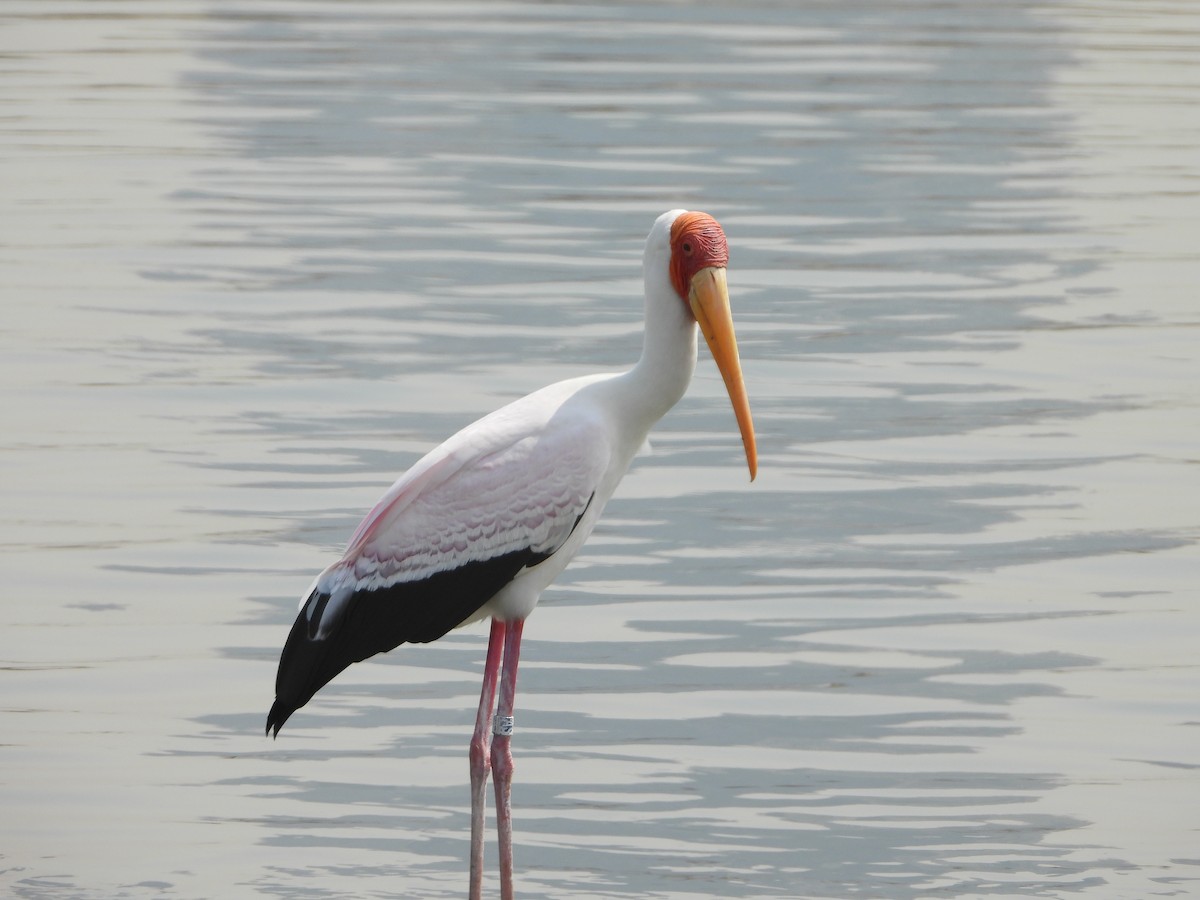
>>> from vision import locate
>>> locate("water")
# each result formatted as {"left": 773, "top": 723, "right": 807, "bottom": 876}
{"left": 2, "top": 1, "right": 1198, "bottom": 897}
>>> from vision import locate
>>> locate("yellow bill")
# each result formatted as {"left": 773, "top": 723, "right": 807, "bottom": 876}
{"left": 688, "top": 265, "right": 758, "bottom": 481}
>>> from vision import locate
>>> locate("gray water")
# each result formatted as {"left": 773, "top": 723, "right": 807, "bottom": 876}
{"left": 2, "top": 2, "right": 1198, "bottom": 898}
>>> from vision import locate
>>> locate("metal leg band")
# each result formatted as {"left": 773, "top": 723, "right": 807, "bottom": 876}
{"left": 492, "top": 714, "right": 514, "bottom": 737}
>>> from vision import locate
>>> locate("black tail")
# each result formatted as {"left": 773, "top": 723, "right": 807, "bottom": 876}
{"left": 265, "top": 585, "right": 406, "bottom": 737}
{"left": 265, "top": 548, "right": 555, "bottom": 737}
{"left": 266, "top": 594, "right": 355, "bottom": 737}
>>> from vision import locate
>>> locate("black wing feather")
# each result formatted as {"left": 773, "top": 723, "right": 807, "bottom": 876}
{"left": 266, "top": 547, "right": 551, "bottom": 737}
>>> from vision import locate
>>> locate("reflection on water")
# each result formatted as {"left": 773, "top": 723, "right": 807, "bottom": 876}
{"left": 2, "top": 1, "right": 1198, "bottom": 898}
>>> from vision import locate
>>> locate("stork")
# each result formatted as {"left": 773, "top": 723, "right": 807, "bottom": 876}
{"left": 266, "top": 209, "right": 757, "bottom": 900}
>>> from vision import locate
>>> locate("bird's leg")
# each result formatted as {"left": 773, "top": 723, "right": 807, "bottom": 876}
{"left": 491, "top": 618, "right": 524, "bottom": 900}
{"left": 469, "top": 619, "right": 506, "bottom": 900}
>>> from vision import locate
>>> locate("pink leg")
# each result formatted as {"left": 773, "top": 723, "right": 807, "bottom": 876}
{"left": 491, "top": 618, "right": 524, "bottom": 900}
{"left": 468, "top": 619, "right": 506, "bottom": 900}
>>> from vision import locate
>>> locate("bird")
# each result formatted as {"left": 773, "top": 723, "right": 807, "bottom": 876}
{"left": 265, "top": 209, "right": 757, "bottom": 900}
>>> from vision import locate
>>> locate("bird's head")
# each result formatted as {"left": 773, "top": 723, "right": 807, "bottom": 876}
{"left": 665, "top": 210, "right": 757, "bottom": 481}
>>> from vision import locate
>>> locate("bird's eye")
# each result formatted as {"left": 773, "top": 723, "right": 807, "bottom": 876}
{"left": 682, "top": 241, "right": 693, "bottom": 255}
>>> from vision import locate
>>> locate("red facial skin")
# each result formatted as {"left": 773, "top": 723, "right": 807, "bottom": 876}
{"left": 668, "top": 212, "right": 729, "bottom": 304}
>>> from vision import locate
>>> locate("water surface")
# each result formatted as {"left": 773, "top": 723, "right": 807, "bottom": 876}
{"left": 2, "top": 1, "right": 1198, "bottom": 897}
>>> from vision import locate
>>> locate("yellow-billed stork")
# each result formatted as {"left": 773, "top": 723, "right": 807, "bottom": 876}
{"left": 266, "top": 209, "right": 757, "bottom": 900}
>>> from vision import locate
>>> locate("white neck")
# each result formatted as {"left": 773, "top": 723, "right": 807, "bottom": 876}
{"left": 609, "top": 211, "right": 698, "bottom": 435}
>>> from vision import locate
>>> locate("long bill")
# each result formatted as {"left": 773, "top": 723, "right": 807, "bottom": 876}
{"left": 688, "top": 265, "right": 758, "bottom": 481}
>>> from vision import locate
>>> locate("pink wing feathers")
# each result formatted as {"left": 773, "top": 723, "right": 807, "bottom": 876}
{"left": 305, "top": 394, "right": 613, "bottom": 637}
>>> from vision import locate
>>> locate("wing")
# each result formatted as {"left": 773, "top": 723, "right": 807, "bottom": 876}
{"left": 267, "top": 390, "right": 611, "bottom": 735}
